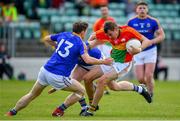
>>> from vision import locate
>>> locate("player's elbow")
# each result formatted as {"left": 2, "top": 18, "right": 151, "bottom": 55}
{"left": 161, "top": 33, "right": 165, "bottom": 41}
{"left": 84, "top": 58, "right": 93, "bottom": 65}
{"left": 43, "top": 36, "right": 50, "bottom": 42}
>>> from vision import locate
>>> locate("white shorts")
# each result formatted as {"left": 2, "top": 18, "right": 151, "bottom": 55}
{"left": 133, "top": 47, "right": 157, "bottom": 65}
{"left": 101, "top": 62, "right": 132, "bottom": 80}
{"left": 37, "top": 67, "right": 72, "bottom": 90}
{"left": 98, "top": 44, "right": 112, "bottom": 58}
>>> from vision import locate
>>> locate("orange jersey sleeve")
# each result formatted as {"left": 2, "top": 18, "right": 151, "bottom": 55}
{"left": 125, "top": 26, "right": 143, "bottom": 41}
{"left": 93, "top": 19, "right": 103, "bottom": 32}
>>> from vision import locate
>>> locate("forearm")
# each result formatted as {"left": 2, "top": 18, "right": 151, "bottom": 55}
{"left": 85, "top": 56, "right": 104, "bottom": 65}
{"left": 141, "top": 36, "right": 152, "bottom": 51}
{"left": 151, "top": 35, "right": 165, "bottom": 45}
{"left": 151, "top": 28, "right": 165, "bottom": 44}
{"left": 43, "top": 36, "right": 57, "bottom": 47}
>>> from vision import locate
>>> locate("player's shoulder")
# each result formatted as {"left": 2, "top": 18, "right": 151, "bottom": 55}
{"left": 94, "top": 18, "right": 103, "bottom": 24}
{"left": 108, "top": 16, "right": 116, "bottom": 21}
{"left": 120, "top": 25, "right": 139, "bottom": 35}
{"left": 120, "top": 25, "right": 135, "bottom": 31}
{"left": 147, "top": 15, "right": 160, "bottom": 23}
{"left": 127, "top": 15, "right": 138, "bottom": 23}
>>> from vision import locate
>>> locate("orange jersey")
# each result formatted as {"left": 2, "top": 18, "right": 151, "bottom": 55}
{"left": 93, "top": 17, "right": 115, "bottom": 32}
{"left": 95, "top": 26, "right": 143, "bottom": 62}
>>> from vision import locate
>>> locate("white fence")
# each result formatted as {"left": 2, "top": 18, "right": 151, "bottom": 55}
{"left": 9, "top": 57, "right": 180, "bottom": 81}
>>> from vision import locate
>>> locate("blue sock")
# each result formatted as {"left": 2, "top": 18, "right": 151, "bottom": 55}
{"left": 79, "top": 97, "right": 87, "bottom": 110}
{"left": 133, "top": 84, "right": 143, "bottom": 93}
{"left": 58, "top": 103, "right": 67, "bottom": 111}
{"left": 10, "top": 109, "right": 17, "bottom": 115}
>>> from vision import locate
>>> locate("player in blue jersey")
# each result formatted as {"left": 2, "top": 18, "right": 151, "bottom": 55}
{"left": 6, "top": 21, "right": 113, "bottom": 117}
{"left": 127, "top": 1, "right": 165, "bottom": 97}
{"left": 48, "top": 41, "right": 102, "bottom": 115}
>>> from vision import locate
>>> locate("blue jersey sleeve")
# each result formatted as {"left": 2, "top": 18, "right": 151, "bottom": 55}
{"left": 153, "top": 20, "right": 159, "bottom": 31}
{"left": 50, "top": 33, "right": 61, "bottom": 41}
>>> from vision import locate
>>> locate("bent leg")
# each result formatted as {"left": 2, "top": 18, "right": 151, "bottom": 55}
{"left": 71, "top": 65, "right": 88, "bottom": 82}
{"left": 14, "top": 81, "right": 46, "bottom": 112}
{"left": 62, "top": 79, "right": 85, "bottom": 107}
{"left": 108, "top": 81, "right": 134, "bottom": 91}
{"left": 92, "top": 68, "right": 117, "bottom": 107}
{"left": 83, "top": 66, "right": 103, "bottom": 103}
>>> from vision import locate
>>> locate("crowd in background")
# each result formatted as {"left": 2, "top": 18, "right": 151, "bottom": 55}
{"left": 1, "top": 0, "right": 180, "bottom": 22}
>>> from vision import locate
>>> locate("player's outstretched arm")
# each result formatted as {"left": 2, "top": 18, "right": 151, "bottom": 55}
{"left": 81, "top": 53, "right": 113, "bottom": 65}
{"left": 141, "top": 35, "right": 153, "bottom": 50}
{"left": 43, "top": 35, "right": 57, "bottom": 47}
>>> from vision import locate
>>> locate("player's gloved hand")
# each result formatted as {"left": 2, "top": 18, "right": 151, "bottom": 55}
{"left": 48, "top": 88, "right": 57, "bottom": 94}
{"left": 127, "top": 46, "right": 142, "bottom": 55}
{"left": 102, "top": 57, "right": 113, "bottom": 65}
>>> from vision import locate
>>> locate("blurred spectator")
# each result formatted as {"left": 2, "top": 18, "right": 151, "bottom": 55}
{"left": 38, "top": 0, "right": 51, "bottom": 8}
{"left": 17, "top": 71, "right": 26, "bottom": 81}
{"left": 1, "top": 2, "right": 18, "bottom": 22}
{"left": 125, "top": 0, "right": 136, "bottom": 19}
{"left": 28, "top": 5, "right": 39, "bottom": 20}
{"left": 0, "top": 2, "right": 3, "bottom": 24}
{"left": 88, "top": 0, "right": 108, "bottom": 8}
{"left": 109, "top": 0, "right": 122, "bottom": 2}
{"left": 153, "top": 0, "right": 179, "bottom": 4}
{"left": 0, "top": 42, "right": 14, "bottom": 80}
{"left": 51, "top": 0, "right": 64, "bottom": 8}
{"left": 14, "top": 0, "right": 25, "bottom": 15}
{"left": 75, "top": 0, "right": 88, "bottom": 16}
{"left": 154, "top": 56, "right": 169, "bottom": 81}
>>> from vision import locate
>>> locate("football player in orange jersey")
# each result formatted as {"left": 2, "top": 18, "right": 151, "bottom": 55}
{"left": 82, "top": 21, "right": 153, "bottom": 116}
{"left": 93, "top": 5, "right": 116, "bottom": 95}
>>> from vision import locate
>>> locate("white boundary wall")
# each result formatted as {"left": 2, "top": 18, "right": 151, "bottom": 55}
{"left": 9, "top": 57, "right": 180, "bottom": 81}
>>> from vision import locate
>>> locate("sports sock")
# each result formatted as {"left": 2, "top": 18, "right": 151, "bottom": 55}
{"left": 10, "top": 109, "right": 17, "bottom": 115}
{"left": 58, "top": 103, "right": 67, "bottom": 111}
{"left": 89, "top": 98, "right": 93, "bottom": 105}
{"left": 79, "top": 97, "right": 87, "bottom": 110}
{"left": 88, "top": 105, "right": 96, "bottom": 113}
{"left": 133, "top": 84, "right": 143, "bottom": 93}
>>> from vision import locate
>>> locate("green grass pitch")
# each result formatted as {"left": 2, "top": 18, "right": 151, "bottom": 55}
{"left": 0, "top": 80, "right": 180, "bottom": 120}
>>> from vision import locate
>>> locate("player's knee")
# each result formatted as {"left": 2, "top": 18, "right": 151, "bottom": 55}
{"left": 77, "top": 86, "right": 86, "bottom": 96}
{"left": 83, "top": 76, "right": 93, "bottom": 84}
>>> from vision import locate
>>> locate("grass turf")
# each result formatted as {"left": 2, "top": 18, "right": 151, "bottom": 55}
{"left": 0, "top": 80, "right": 180, "bottom": 120}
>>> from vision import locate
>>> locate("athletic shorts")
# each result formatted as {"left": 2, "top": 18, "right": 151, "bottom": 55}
{"left": 37, "top": 67, "right": 72, "bottom": 90}
{"left": 133, "top": 47, "right": 157, "bottom": 65}
{"left": 97, "top": 44, "right": 112, "bottom": 58}
{"left": 101, "top": 62, "right": 132, "bottom": 80}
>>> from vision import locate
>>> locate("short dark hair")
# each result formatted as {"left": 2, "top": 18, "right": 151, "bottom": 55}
{"left": 100, "top": 5, "right": 109, "bottom": 8}
{"left": 136, "top": 0, "right": 148, "bottom": 6}
{"left": 104, "top": 21, "right": 118, "bottom": 33}
{"left": 72, "top": 21, "right": 88, "bottom": 34}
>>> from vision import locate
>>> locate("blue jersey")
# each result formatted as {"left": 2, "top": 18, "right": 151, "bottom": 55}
{"left": 78, "top": 42, "right": 102, "bottom": 66}
{"left": 128, "top": 16, "right": 159, "bottom": 51}
{"left": 44, "top": 32, "right": 85, "bottom": 77}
